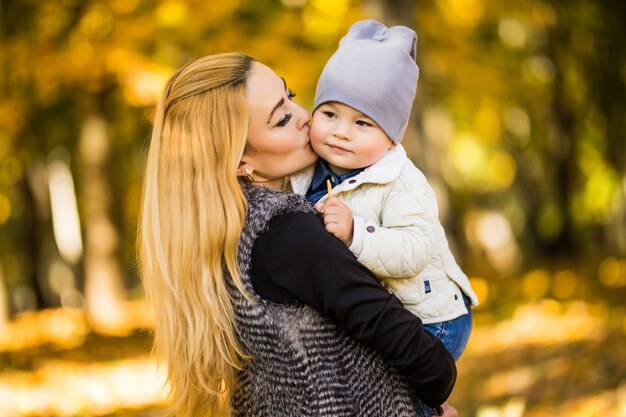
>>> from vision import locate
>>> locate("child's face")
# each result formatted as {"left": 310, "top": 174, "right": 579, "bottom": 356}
{"left": 310, "top": 102, "right": 394, "bottom": 175}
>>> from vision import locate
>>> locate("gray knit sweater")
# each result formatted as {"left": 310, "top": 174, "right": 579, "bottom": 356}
{"left": 229, "top": 185, "right": 431, "bottom": 417}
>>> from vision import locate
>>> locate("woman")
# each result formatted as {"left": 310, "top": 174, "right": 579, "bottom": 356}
{"left": 139, "top": 53, "right": 457, "bottom": 417}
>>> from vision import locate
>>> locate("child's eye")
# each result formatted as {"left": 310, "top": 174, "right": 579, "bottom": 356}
{"left": 288, "top": 89, "right": 296, "bottom": 100}
{"left": 322, "top": 111, "right": 336, "bottom": 118}
{"left": 276, "top": 112, "right": 293, "bottom": 127}
{"left": 356, "top": 120, "right": 372, "bottom": 127}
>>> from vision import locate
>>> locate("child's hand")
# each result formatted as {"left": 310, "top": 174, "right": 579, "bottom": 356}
{"left": 432, "top": 402, "right": 457, "bottom": 417}
{"left": 315, "top": 197, "right": 354, "bottom": 246}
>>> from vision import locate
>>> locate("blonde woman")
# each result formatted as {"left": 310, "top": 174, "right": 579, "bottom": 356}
{"left": 139, "top": 53, "right": 457, "bottom": 417}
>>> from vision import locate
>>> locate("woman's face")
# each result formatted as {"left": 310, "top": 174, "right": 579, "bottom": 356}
{"left": 242, "top": 62, "right": 317, "bottom": 188}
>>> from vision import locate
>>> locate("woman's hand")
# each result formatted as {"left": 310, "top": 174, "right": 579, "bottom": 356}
{"left": 315, "top": 197, "right": 354, "bottom": 246}
{"left": 433, "top": 402, "right": 458, "bottom": 417}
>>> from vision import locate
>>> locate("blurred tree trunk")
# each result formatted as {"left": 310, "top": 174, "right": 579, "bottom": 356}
{"left": 79, "top": 97, "right": 129, "bottom": 335}
{"left": 544, "top": 0, "right": 626, "bottom": 258}
{"left": 0, "top": 266, "right": 8, "bottom": 328}
{"left": 21, "top": 176, "right": 47, "bottom": 310}
{"left": 597, "top": 0, "right": 626, "bottom": 256}
{"left": 545, "top": 55, "right": 576, "bottom": 257}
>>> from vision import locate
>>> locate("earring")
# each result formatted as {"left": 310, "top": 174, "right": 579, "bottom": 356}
{"left": 245, "top": 168, "right": 254, "bottom": 182}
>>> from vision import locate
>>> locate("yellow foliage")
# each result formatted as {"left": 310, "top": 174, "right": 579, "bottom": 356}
{"left": 474, "top": 101, "right": 502, "bottom": 145}
{"left": 552, "top": 269, "right": 578, "bottom": 299}
{"left": 156, "top": 1, "right": 188, "bottom": 28}
{"left": 448, "top": 134, "right": 516, "bottom": 191}
{"left": 469, "top": 277, "right": 489, "bottom": 306}
{"left": 521, "top": 269, "right": 551, "bottom": 299}
{"left": 0, "top": 194, "right": 11, "bottom": 225}
{"left": 437, "top": 0, "right": 485, "bottom": 29}
{"left": 599, "top": 257, "right": 626, "bottom": 288}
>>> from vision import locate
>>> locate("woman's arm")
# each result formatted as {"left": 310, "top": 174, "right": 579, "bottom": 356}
{"left": 251, "top": 211, "right": 456, "bottom": 408}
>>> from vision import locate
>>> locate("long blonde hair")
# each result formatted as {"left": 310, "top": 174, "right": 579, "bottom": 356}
{"left": 138, "top": 53, "right": 254, "bottom": 417}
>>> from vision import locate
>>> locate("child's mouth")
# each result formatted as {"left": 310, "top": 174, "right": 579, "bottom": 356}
{"left": 328, "top": 144, "right": 351, "bottom": 153}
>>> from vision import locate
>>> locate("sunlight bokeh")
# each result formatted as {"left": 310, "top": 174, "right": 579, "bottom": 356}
{"left": 0, "top": 0, "right": 624, "bottom": 416}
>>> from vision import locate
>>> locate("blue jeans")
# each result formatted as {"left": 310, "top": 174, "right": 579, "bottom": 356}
{"left": 423, "top": 294, "right": 473, "bottom": 361}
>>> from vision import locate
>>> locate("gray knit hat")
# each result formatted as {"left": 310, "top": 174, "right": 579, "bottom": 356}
{"left": 314, "top": 20, "right": 419, "bottom": 145}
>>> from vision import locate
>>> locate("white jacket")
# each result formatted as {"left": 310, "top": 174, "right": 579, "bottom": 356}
{"left": 290, "top": 145, "right": 478, "bottom": 324}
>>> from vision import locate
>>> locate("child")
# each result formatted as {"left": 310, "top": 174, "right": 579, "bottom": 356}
{"left": 290, "top": 20, "right": 479, "bottom": 361}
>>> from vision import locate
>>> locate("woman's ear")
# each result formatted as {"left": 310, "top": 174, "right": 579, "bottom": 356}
{"left": 236, "top": 161, "right": 248, "bottom": 178}
{"left": 237, "top": 161, "right": 254, "bottom": 181}
{"left": 237, "top": 161, "right": 246, "bottom": 177}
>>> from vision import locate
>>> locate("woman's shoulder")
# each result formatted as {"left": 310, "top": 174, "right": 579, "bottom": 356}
{"left": 244, "top": 184, "right": 314, "bottom": 215}
{"left": 242, "top": 185, "right": 317, "bottom": 244}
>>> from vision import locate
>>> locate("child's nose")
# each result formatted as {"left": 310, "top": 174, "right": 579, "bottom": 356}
{"left": 333, "top": 122, "right": 351, "bottom": 140}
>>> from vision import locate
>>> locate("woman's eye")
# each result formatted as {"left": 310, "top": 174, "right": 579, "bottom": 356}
{"left": 356, "top": 120, "right": 372, "bottom": 127}
{"left": 287, "top": 89, "right": 297, "bottom": 100}
{"left": 276, "top": 112, "right": 293, "bottom": 127}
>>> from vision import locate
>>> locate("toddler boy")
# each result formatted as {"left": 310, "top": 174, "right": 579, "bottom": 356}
{"left": 290, "top": 20, "right": 478, "bottom": 361}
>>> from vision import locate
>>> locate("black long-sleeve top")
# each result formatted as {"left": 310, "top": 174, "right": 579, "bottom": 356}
{"left": 250, "top": 211, "right": 457, "bottom": 408}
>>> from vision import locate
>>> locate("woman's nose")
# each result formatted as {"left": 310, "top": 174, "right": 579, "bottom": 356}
{"left": 295, "top": 104, "right": 311, "bottom": 129}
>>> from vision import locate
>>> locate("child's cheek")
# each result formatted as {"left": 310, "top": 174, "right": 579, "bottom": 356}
{"left": 309, "top": 118, "right": 325, "bottom": 147}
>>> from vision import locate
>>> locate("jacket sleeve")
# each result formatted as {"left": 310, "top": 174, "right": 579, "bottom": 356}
{"left": 348, "top": 165, "right": 440, "bottom": 280}
{"left": 255, "top": 211, "right": 456, "bottom": 408}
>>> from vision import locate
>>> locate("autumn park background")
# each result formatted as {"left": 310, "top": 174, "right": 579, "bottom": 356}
{"left": 0, "top": 0, "right": 625, "bottom": 416}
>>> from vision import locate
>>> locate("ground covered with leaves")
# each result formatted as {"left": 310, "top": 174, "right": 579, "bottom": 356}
{"left": 0, "top": 297, "right": 624, "bottom": 417}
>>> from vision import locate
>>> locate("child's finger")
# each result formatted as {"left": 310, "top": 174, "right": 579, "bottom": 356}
{"left": 322, "top": 209, "right": 343, "bottom": 221}
{"left": 322, "top": 205, "right": 336, "bottom": 215}
{"left": 322, "top": 213, "right": 342, "bottom": 227}
{"left": 323, "top": 211, "right": 338, "bottom": 224}
{"left": 324, "top": 200, "right": 345, "bottom": 211}
{"left": 323, "top": 214, "right": 349, "bottom": 229}
{"left": 314, "top": 201, "right": 325, "bottom": 213}
{"left": 325, "top": 222, "right": 340, "bottom": 236}
{"left": 326, "top": 199, "right": 351, "bottom": 215}
{"left": 325, "top": 205, "right": 349, "bottom": 218}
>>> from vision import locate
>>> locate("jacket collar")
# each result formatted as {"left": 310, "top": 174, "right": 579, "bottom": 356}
{"left": 309, "top": 159, "right": 364, "bottom": 192}
{"left": 289, "top": 145, "right": 407, "bottom": 196}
